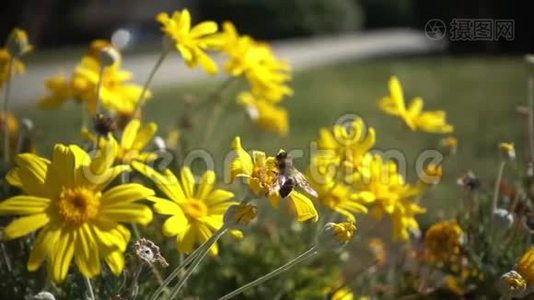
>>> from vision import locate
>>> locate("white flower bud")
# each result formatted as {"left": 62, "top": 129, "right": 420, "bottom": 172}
{"left": 99, "top": 47, "right": 120, "bottom": 66}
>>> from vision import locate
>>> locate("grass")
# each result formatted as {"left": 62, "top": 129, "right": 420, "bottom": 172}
{"left": 13, "top": 55, "right": 527, "bottom": 224}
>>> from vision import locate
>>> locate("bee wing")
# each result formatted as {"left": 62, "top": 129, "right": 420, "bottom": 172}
{"left": 293, "top": 170, "right": 318, "bottom": 198}
{"left": 268, "top": 174, "right": 286, "bottom": 196}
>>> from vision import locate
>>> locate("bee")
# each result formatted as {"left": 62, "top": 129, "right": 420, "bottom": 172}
{"left": 270, "top": 150, "right": 318, "bottom": 198}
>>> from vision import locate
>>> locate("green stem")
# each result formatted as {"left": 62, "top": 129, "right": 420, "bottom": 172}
{"left": 2, "top": 57, "right": 13, "bottom": 164}
{"left": 492, "top": 161, "right": 506, "bottom": 213}
{"left": 201, "top": 77, "right": 237, "bottom": 146}
{"left": 84, "top": 276, "right": 96, "bottom": 300}
{"left": 167, "top": 227, "right": 228, "bottom": 299}
{"left": 133, "top": 50, "right": 170, "bottom": 118}
{"left": 218, "top": 246, "right": 319, "bottom": 300}
{"left": 528, "top": 70, "right": 534, "bottom": 162}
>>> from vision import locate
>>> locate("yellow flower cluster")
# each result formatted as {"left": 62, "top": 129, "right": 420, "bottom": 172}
{"left": 218, "top": 22, "right": 293, "bottom": 136}
{"left": 309, "top": 118, "right": 426, "bottom": 241}
{"left": 39, "top": 40, "right": 149, "bottom": 117}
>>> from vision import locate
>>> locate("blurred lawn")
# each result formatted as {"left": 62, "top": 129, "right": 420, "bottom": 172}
{"left": 13, "top": 55, "right": 527, "bottom": 222}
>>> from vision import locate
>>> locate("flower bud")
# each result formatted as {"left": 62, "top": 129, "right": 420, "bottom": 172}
{"left": 5, "top": 28, "right": 32, "bottom": 57}
{"left": 498, "top": 270, "right": 527, "bottom": 298}
{"left": 499, "top": 142, "right": 516, "bottom": 160}
{"left": 223, "top": 203, "right": 257, "bottom": 229}
{"left": 317, "top": 221, "right": 356, "bottom": 251}
{"left": 32, "top": 291, "right": 56, "bottom": 300}
{"left": 492, "top": 208, "right": 514, "bottom": 230}
{"left": 439, "top": 136, "right": 458, "bottom": 156}
{"left": 99, "top": 46, "right": 121, "bottom": 67}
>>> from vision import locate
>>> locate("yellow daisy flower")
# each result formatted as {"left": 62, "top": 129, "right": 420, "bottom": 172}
{"left": 238, "top": 91, "right": 289, "bottom": 136}
{"left": 315, "top": 118, "right": 376, "bottom": 170}
{"left": 230, "top": 136, "right": 318, "bottom": 222}
{"left": 0, "top": 144, "right": 154, "bottom": 283}
{"left": 89, "top": 119, "right": 158, "bottom": 166}
{"left": 357, "top": 154, "right": 425, "bottom": 241}
{"left": 157, "top": 9, "right": 222, "bottom": 74}
{"left": 379, "top": 76, "right": 453, "bottom": 134}
{"left": 132, "top": 163, "right": 235, "bottom": 255}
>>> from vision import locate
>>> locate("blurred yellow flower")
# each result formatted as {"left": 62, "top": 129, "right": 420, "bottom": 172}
{"left": 367, "top": 238, "right": 387, "bottom": 266}
{"left": 424, "top": 220, "right": 464, "bottom": 263}
{"left": 230, "top": 136, "right": 318, "bottom": 222}
{"left": 315, "top": 118, "right": 375, "bottom": 170}
{"left": 311, "top": 180, "right": 374, "bottom": 221}
{"left": 420, "top": 163, "right": 443, "bottom": 185}
{"left": 439, "top": 136, "right": 458, "bottom": 155}
{"left": 516, "top": 247, "right": 534, "bottom": 285}
{"left": 0, "top": 112, "right": 20, "bottom": 159}
{"left": 238, "top": 91, "right": 289, "bottom": 136}
{"left": 0, "top": 144, "right": 153, "bottom": 283}
{"left": 318, "top": 221, "right": 357, "bottom": 249}
{"left": 40, "top": 42, "right": 148, "bottom": 116}
{"left": 157, "top": 9, "right": 222, "bottom": 74}
{"left": 379, "top": 76, "right": 453, "bottom": 134}
{"left": 132, "top": 163, "right": 235, "bottom": 255}
{"left": 0, "top": 29, "right": 31, "bottom": 88}
{"left": 499, "top": 142, "right": 516, "bottom": 160}
{"left": 357, "top": 154, "right": 425, "bottom": 241}
{"left": 328, "top": 286, "right": 354, "bottom": 300}
{"left": 93, "top": 119, "right": 158, "bottom": 166}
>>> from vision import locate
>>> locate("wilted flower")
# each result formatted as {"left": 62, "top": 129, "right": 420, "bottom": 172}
{"left": 99, "top": 46, "right": 121, "bottom": 67}
{"left": 0, "top": 144, "right": 153, "bottom": 282}
{"left": 424, "top": 220, "right": 464, "bottom": 264}
{"left": 457, "top": 170, "right": 481, "bottom": 191}
{"left": 156, "top": 9, "right": 222, "bottom": 74}
{"left": 379, "top": 76, "right": 453, "bottom": 133}
{"left": 498, "top": 270, "right": 528, "bottom": 298}
{"left": 420, "top": 163, "right": 443, "bottom": 185}
{"left": 135, "top": 238, "right": 169, "bottom": 267}
{"left": 5, "top": 27, "right": 32, "bottom": 57}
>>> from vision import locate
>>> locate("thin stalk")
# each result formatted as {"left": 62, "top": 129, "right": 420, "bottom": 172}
{"left": 218, "top": 246, "right": 319, "bottom": 300}
{"left": 149, "top": 249, "right": 200, "bottom": 300}
{"left": 94, "top": 64, "right": 105, "bottom": 116}
{"left": 133, "top": 50, "right": 170, "bottom": 117}
{"left": 2, "top": 57, "right": 14, "bottom": 164}
{"left": 201, "top": 77, "right": 237, "bottom": 145}
{"left": 528, "top": 71, "right": 534, "bottom": 162}
{"left": 167, "top": 227, "right": 228, "bottom": 299}
{"left": 492, "top": 161, "right": 506, "bottom": 212}
{"left": 84, "top": 276, "right": 96, "bottom": 300}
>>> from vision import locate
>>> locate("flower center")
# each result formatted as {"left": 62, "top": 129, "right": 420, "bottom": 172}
{"left": 182, "top": 199, "right": 208, "bottom": 220}
{"left": 58, "top": 187, "right": 100, "bottom": 225}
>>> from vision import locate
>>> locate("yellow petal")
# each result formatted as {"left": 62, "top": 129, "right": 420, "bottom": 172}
{"left": 288, "top": 192, "right": 319, "bottom": 222}
{"left": 196, "top": 223, "right": 218, "bottom": 255}
{"left": 104, "top": 249, "right": 125, "bottom": 276}
{"left": 3, "top": 213, "right": 50, "bottom": 239}
{"left": 101, "top": 204, "right": 153, "bottom": 225}
{"left": 196, "top": 170, "right": 215, "bottom": 201}
{"left": 0, "top": 196, "right": 50, "bottom": 215}
{"left": 190, "top": 21, "right": 218, "bottom": 38}
{"left": 121, "top": 119, "right": 140, "bottom": 149}
{"left": 132, "top": 162, "right": 186, "bottom": 203}
{"left": 131, "top": 122, "right": 157, "bottom": 151}
{"left": 101, "top": 183, "right": 154, "bottom": 206}
{"left": 49, "top": 229, "right": 75, "bottom": 283}
{"left": 230, "top": 136, "right": 253, "bottom": 181}
{"left": 74, "top": 224, "right": 101, "bottom": 278}
{"left": 10, "top": 154, "right": 49, "bottom": 196}
{"left": 206, "top": 189, "right": 234, "bottom": 206}
{"left": 151, "top": 197, "right": 184, "bottom": 215}
{"left": 180, "top": 167, "right": 196, "bottom": 198}
{"left": 177, "top": 224, "right": 194, "bottom": 254}
{"left": 27, "top": 226, "right": 60, "bottom": 272}
{"left": 162, "top": 214, "right": 188, "bottom": 237}
{"left": 389, "top": 76, "right": 406, "bottom": 114}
